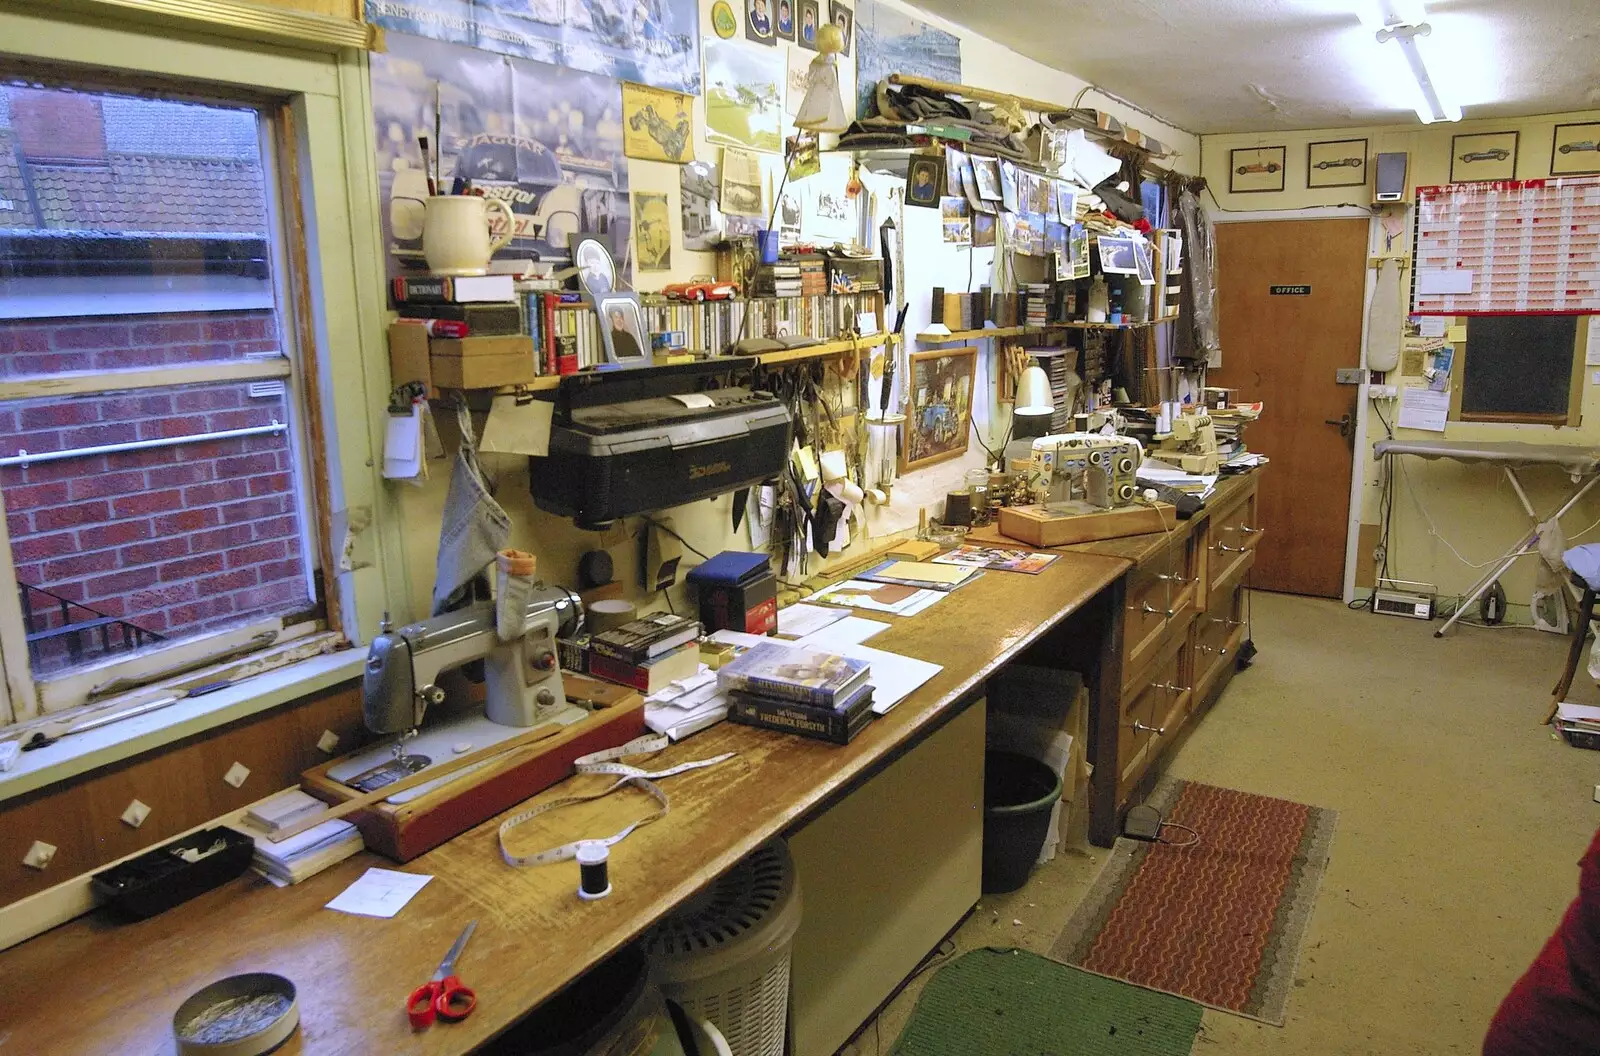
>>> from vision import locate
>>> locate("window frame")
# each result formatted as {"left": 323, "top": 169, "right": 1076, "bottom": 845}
{"left": 0, "top": 7, "right": 404, "bottom": 727}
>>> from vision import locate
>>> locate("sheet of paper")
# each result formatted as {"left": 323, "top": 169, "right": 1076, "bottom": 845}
{"left": 875, "top": 561, "right": 974, "bottom": 585}
{"left": 479, "top": 395, "right": 553, "bottom": 456}
{"left": 1416, "top": 269, "right": 1474, "bottom": 295}
{"left": 1445, "top": 324, "right": 1467, "bottom": 343}
{"left": 1418, "top": 317, "right": 1448, "bottom": 337}
{"left": 381, "top": 407, "right": 423, "bottom": 480}
{"left": 795, "top": 616, "right": 890, "bottom": 649}
{"left": 832, "top": 643, "right": 941, "bottom": 714}
{"left": 326, "top": 868, "right": 432, "bottom": 918}
{"left": 1588, "top": 318, "right": 1600, "bottom": 364}
{"left": 1397, "top": 386, "right": 1449, "bottom": 432}
{"left": 709, "top": 629, "right": 772, "bottom": 649}
{"left": 810, "top": 579, "right": 947, "bottom": 615}
{"left": 774, "top": 603, "right": 850, "bottom": 639}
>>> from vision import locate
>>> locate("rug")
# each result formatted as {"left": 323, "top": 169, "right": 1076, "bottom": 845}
{"left": 1049, "top": 779, "right": 1337, "bottom": 1026}
{"left": 889, "top": 947, "right": 1203, "bottom": 1056}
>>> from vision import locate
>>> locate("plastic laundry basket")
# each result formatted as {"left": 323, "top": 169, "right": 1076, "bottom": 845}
{"left": 641, "top": 840, "right": 802, "bottom": 1056}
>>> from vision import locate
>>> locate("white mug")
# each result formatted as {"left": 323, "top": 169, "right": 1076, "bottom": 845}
{"left": 423, "top": 195, "right": 514, "bottom": 277}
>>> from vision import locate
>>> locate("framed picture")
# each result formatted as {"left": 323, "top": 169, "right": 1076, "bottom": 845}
{"left": 597, "top": 296, "right": 651, "bottom": 364}
{"left": 773, "top": 0, "right": 795, "bottom": 40}
{"left": 828, "top": 1, "right": 853, "bottom": 56}
{"left": 906, "top": 155, "right": 944, "bottom": 208}
{"left": 745, "top": 0, "right": 776, "bottom": 44}
{"left": 1451, "top": 131, "right": 1518, "bottom": 183}
{"left": 1307, "top": 138, "right": 1368, "bottom": 188}
{"left": 1551, "top": 122, "right": 1600, "bottom": 176}
{"left": 1229, "top": 146, "right": 1286, "bottom": 193}
{"left": 797, "top": 0, "right": 820, "bottom": 50}
{"left": 901, "top": 346, "right": 976, "bottom": 472}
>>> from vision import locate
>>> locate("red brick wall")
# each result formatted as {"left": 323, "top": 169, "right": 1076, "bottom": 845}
{"left": 0, "top": 310, "right": 311, "bottom": 674}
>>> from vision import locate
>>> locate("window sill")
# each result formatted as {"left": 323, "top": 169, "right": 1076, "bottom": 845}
{"left": 0, "top": 648, "right": 365, "bottom": 806}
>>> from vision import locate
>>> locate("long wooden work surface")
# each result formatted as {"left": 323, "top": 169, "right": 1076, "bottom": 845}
{"left": 0, "top": 548, "right": 1136, "bottom": 1055}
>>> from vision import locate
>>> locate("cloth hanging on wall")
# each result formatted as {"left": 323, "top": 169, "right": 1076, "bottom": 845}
{"left": 1172, "top": 180, "right": 1220, "bottom": 364}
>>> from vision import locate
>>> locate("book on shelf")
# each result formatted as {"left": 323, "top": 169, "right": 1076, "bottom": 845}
{"left": 716, "top": 640, "right": 871, "bottom": 708}
{"left": 588, "top": 642, "right": 701, "bottom": 695}
{"left": 397, "top": 302, "right": 523, "bottom": 336}
{"left": 589, "top": 612, "right": 702, "bottom": 665}
{"left": 725, "top": 683, "right": 876, "bottom": 744}
{"left": 391, "top": 274, "right": 517, "bottom": 304}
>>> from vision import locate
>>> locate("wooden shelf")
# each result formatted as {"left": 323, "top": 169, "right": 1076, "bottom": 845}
{"left": 915, "top": 325, "right": 1051, "bottom": 344}
{"left": 1050, "top": 313, "right": 1180, "bottom": 331}
{"left": 517, "top": 333, "right": 888, "bottom": 388}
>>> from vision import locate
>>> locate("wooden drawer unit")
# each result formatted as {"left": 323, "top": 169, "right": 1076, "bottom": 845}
{"left": 1121, "top": 535, "right": 1196, "bottom": 690}
{"left": 1116, "top": 633, "right": 1190, "bottom": 801}
{"left": 1204, "top": 483, "right": 1262, "bottom": 602}
{"left": 1194, "top": 586, "right": 1247, "bottom": 699}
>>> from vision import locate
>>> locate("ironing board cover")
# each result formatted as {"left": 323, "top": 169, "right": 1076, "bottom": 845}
{"left": 1374, "top": 439, "right": 1600, "bottom": 476}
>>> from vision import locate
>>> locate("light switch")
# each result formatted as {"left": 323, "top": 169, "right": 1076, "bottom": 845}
{"left": 317, "top": 730, "right": 340, "bottom": 754}
{"left": 23, "top": 840, "right": 56, "bottom": 870}
{"left": 121, "top": 799, "right": 151, "bottom": 828}
{"left": 223, "top": 762, "right": 251, "bottom": 788}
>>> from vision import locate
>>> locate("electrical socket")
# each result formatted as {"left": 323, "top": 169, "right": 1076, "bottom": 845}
{"left": 1370, "top": 384, "right": 1399, "bottom": 400}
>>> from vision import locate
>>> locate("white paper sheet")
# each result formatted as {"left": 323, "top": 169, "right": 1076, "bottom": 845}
{"left": 325, "top": 867, "right": 432, "bottom": 918}
{"left": 1397, "top": 386, "right": 1449, "bottom": 432}
{"left": 795, "top": 616, "right": 890, "bottom": 649}
{"left": 810, "top": 579, "right": 947, "bottom": 615}
{"left": 774, "top": 603, "right": 850, "bottom": 639}
{"left": 1418, "top": 317, "right": 1448, "bottom": 338}
{"left": 381, "top": 407, "right": 423, "bottom": 480}
{"left": 840, "top": 643, "right": 941, "bottom": 715}
{"left": 1588, "top": 318, "right": 1600, "bottom": 364}
{"left": 1416, "top": 269, "right": 1474, "bottom": 295}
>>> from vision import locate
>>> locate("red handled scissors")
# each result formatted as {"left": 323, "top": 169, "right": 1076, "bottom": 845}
{"left": 407, "top": 920, "right": 478, "bottom": 1029}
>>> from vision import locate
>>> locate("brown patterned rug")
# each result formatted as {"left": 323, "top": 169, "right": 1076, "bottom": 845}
{"left": 1049, "top": 780, "right": 1336, "bottom": 1026}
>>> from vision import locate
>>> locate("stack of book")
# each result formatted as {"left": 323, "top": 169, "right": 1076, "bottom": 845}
{"left": 390, "top": 274, "right": 537, "bottom": 389}
{"left": 1022, "top": 283, "right": 1054, "bottom": 328}
{"left": 585, "top": 613, "right": 703, "bottom": 694}
{"left": 796, "top": 253, "right": 828, "bottom": 297}
{"left": 751, "top": 260, "right": 804, "bottom": 298}
{"left": 1028, "top": 347, "right": 1075, "bottom": 432}
{"left": 720, "top": 640, "right": 875, "bottom": 745}
{"left": 233, "top": 789, "right": 363, "bottom": 885}
{"left": 1555, "top": 701, "right": 1600, "bottom": 750}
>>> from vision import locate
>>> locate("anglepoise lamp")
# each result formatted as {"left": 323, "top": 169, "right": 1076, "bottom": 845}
{"left": 794, "top": 22, "right": 849, "bottom": 132}
{"left": 1012, "top": 363, "right": 1056, "bottom": 440}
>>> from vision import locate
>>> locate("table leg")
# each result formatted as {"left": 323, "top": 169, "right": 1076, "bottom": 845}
{"left": 1087, "top": 576, "right": 1127, "bottom": 848}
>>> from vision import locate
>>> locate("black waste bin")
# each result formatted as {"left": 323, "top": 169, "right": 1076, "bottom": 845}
{"left": 981, "top": 750, "right": 1062, "bottom": 894}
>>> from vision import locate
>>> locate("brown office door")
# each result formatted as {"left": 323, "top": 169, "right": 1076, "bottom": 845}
{"left": 1211, "top": 219, "right": 1366, "bottom": 598}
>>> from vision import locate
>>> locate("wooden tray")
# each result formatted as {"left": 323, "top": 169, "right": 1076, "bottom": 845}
{"left": 995, "top": 501, "right": 1176, "bottom": 547}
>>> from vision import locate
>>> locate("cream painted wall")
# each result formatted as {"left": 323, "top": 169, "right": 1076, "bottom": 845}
{"left": 387, "top": 0, "right": 1198, "bottom": 621}
{"left": 1201, "top": 111, "right": 1600, "bottom": 613}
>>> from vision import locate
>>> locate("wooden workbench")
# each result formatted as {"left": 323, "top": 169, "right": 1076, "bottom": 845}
{"left": 0, "top": 551, "right": 1131, "bottom": 1055}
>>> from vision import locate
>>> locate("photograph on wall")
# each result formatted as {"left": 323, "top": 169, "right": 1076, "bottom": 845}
{"left": 1070, "top": 223, "right": 1090, "bottom": 278}
{"left": 622, "top": 82, "right": 694, "bottom": 162}
{"left": 1450, "top": 131, "right": 1518, "bottom": 183}
{"left": 632, "top": 191, "right": 672, "bottom": 270}
{"left": 1551, "top": 122, "right": 1600, "bottom": 176}
{"left": 719, "top": 145, "right": 766, "bottom": 215}
{"left": 775, "top": 184, "right": 803, "bottom": 243}
{"left": 773, "top": 0, "right": 796, "bottom": 40}
{"left": 1052, "top": 180, "right": 1076, "bottom": 222}
{"left": 372, "top": 31, "right": 631, "bottom": 274}
{"left": 1306, "top": 138, "right": 1368, "bottom": 188}
{"left": 828, "top": 1, "right": 853, "bottom": 56}
{"left": 940, "top": 196, "right": 970, "bottom": 244}
{"left": 972, "top": 211, "right": 996, "bottom": 248}
{"left": 797, "top": 0, "right": 821, "bottom": 50}
{"left": 999, "top": 159, "right": 1019, "bottom": 212}
{"left": 1097, "top": 233, "right": 1140, "bottom": 274}
{"left": 1133, "top": 238, "right": 1155, "bottom": 285}
{"left": 802, "top": 156, "right": 854, "bottom": 241}
{"left": 905, "top": 155, "right": 943, "bottom": 208}
{"left": 745, "top": 0, "right": 776, "bottom": 44}
{"left": 366, "top": 0, "right": 702, "bottom": 96}
{"left": 787, "top": 131, "right": 822, "bottom": 178}
{"left": 704, "top": 36, "right": 784, "bottom": 153}
{"left": 681, "top": 159, "right": 728, "bottom": 249}
{"left": 854, "top": 0, "right": 960, "bottom": 118}
{"left": 1229, "top": 145, "right": 1286, "bottom": 193}
{"left": 902, "top": 346, "right": 976, "bottom": 472}
{"left": 971, "top": 157, "right": 1002, "bottom": 202}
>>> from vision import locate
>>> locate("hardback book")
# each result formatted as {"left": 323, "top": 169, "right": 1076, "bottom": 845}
{"left": 589, "top": 612, "right": 703, "bottom": 665}
{"left": 726, "top": 684, "right": 875, "bottom": 745}
{"left": 587, "top": 642, "right": 701, "bottom": 695}
{"left": 391, "top": 274, "right": 517, "bottom": 304}
{"left": 396, "top": 302, "right": 524, "bottom": 335}
{"left": 717, "top": 640, "right": 871, "bottom": 707}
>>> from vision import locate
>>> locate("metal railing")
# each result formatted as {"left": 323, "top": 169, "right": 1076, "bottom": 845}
{"left": 0, "top": 420, "right": 285, "bottom": 470}
{"left": 18, "top": 582, "right": 164, "bottom": 672}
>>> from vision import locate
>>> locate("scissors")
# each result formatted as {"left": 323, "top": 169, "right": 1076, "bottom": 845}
{"left": 407, "top": 920, "right": 478, "bottom": 1029}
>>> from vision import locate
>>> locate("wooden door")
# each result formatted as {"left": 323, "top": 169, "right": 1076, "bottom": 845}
{"left": 1211, "top": 219, "right": 1366, "bottom": 597}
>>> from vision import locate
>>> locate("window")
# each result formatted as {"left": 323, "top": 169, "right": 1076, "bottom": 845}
{"left": 1449, "top": 315, "right": 1588, "bottom": 426}
{"left": 0, "top": 78, "right": 327, "bottom": 717}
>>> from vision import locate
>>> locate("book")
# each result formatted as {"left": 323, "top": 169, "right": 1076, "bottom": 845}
{"left": 725, "top": 684, "right": 875, "bottom": 744}
{"left": 854, "top": 559, "right": 980, "bottom": 592}
{"left": 391, "top": 274, "right": 517, "bottom": 304}
{"left": 245, "top": 789, "right": 328, "bottom": 834}
{"left": 235, "top": 817, "right": 363, "bottom": 886}
{"left": 397, "top": 302, "right": 524, "bottom": 336}
{"left": 590, "top": 612, "right": 702, "bottom": 664}
{"left": 587, "top": 642, "right": 701, "bottom": 694}
{"left": 932, "top": 545, "right": 1059, "bottom": 575}
{"left": 717, "top": 640, "right": 871, "bottom": 707}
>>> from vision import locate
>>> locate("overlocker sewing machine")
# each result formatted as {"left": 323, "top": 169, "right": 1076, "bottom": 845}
{"left": 1153, "top": 410, "right": 1221, "bottom": 475}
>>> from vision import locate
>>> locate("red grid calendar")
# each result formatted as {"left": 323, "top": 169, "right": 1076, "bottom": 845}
{"left": 1413, "top": 177, "right": 1600, "bottom": 315}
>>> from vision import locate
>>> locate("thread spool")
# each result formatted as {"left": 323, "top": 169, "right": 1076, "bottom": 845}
{"left": 587, "top": 599, "right": 637, "bottom": 634}
{"left": 576, "top": 842, "right": 611, "bottom": 901}
{"left": 943, "top": 491, "right": 973, "bottom": 527}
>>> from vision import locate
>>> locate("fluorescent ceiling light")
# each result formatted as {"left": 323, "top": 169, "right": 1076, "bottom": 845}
{"left": 1359, "top": 1, "right": 1461, "bottom": 124}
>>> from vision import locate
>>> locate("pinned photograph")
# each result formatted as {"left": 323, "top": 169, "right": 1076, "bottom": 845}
{"left": 704, "top": 36, "right": 784, "bottom": 152}
{"left": 906, "top": 155, "right": 944, "bottom": 208}
{"left": 999, "top": 159, "right": 1019, "bottom": 212}
{"left": 972, "top": 212, "right": 996, "bottom": 248}
{"left": 1450, "top": 131, "right": 1518, "bottom": 183}
{"left": 1307, "top": 138, "right": 1367, "bottom": 188}
{"left": 680, "top": 160, "right": 725, "bottom": 251}
{"left": 972, "top": 157, "right": 1002, "bottom": 201}
{"left": 941, "top": 196, "right": 971, "bottom": 244}
{"left": 632, "top": 192, "right": 672, "bottom": 271}
{"left": 828, "top": 1, "right": 853, "bottom": 56}
{"left": 774, "top": 0, "right": 796, "bottom": 40}
{"left": 1552, "top": 122, "right": 1600, "bottom": 176}
{"left": 1069, "top": 223, "right": 1090, "bottom": 278}
{"left": 1133, "top": 238, "right": 1155, "bottom": 286}
{"left": 745, "top": 0, "right": 776, "bottom": 44}
{"left": 1229, "top": 145, "right": 1286, "bottom": 194}
{"left": 1098, "top": 234, "right": 1141, "bottom": 274}
{"left": 1053, "top": 180, "right": 1076, "bottom": 222}
{"left": 720, "top": 146, "right": 766, "bottom": 216}
{"left": 797, "top": 0, "right": 820, "bottom": 50}
{"left": 622, "top": 83, "right": 694, "bottom": 163}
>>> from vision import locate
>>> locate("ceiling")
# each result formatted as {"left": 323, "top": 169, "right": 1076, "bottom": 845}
{"left": 905, "top": 0, "right": 1600, "bottom": 135}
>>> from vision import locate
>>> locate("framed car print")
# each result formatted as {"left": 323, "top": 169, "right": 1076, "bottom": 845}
{"left": 1551, "top": 122, "right": 1600, "bottom": 176}
{"left": 1307, "top": 138, "right": 1368, "bottom": 188}
{"left": 1450, "top": 131, "right": 1518, "bottom": 183}
{"left": 1229, "top": 146, "right": 1286, "bottom": 193}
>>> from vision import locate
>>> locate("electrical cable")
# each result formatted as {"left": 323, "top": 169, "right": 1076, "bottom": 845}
{"left": 1158, "top": 821, "right": 1201, "bottom": 847}
{"left": 642, "top": 516, "right": 713, "bottom": 561}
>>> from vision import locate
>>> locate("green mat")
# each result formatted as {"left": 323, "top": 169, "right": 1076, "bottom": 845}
{"left": 890, "top": 947, "right": 1203, "bottom": 1056}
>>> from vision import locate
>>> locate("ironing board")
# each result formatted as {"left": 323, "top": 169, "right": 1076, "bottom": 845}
{"left": 1373, "top": 439, "right": 1600, "bottom": 637}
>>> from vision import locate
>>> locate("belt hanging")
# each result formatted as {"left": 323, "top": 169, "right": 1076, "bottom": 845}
{"left": 497, "top": 735, "right": 735, "bottom": 868}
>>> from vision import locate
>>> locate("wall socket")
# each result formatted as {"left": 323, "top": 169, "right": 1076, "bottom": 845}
{"left": 1370, "top": 384, "right": 1399, "bottom": 400}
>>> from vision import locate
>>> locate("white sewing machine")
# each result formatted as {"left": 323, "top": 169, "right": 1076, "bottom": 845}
{"left": 1030, "top": 432, "right": 1144, "bottom": 509}
{"left": 1154, "top": 411, "right": 1221, "bottom": 475}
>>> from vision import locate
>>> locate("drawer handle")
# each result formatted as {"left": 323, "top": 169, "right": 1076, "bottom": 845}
{"left": 1200, "top": 645, "right": 1229, "bottom": 656}
{"left": 1151, "top": 681, "right": 1190, "bottom": 694}
{"left": 1212, "top": 543, "right": 1246, "bottom": 553}
{"left": 1209, "top": 617, "right": 1244, "bottom": 628}
{"left": 1239, "top": 526, "right": 1264, "bottom": 535}
{"left": 1131, "top": 720, "right": 1167, "bottom": 735}
{"left": 1140, "top": 602, "right": 1177, "bottom": 618}
{"left": 1155, "top": 573, "right": 1190, "bottom": 584}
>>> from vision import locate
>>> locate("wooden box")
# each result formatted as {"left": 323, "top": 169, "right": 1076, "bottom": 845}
{"left": 430, "top": 334, "right": 537, "bottom": 389}
{"left": 997, "top": 501, "right": 1176, "bottom": 547}
{"left": 300, "top": 677, "right": 645, "bottom": 862}
{"left": 386, "top": 321, "right": 434, "bottom": 396}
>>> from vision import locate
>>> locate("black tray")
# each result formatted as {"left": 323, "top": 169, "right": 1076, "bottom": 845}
{"left": 92, "top": 826, "right": 254, "bottom": 920}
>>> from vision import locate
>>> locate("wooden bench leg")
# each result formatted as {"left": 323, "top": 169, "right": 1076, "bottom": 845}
{"left": 1548, "top": 587, "right": 1597, "bottom": 724}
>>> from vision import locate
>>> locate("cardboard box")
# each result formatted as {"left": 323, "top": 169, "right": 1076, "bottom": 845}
{"left": 387, "top": 321, "right": 433, "bottom": 395}
{"left": 430, "top": 335, "right": 535, "bottom": 358}
{"left": 431, "top": 347, "right": 537, "bottom": 388}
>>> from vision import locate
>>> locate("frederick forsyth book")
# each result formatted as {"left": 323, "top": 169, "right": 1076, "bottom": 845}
{"left": 391, "top": 274, "right": 517, "bottom": 305}
{"left": 589, "top": 613, "right": 702, "bottom": 665}
{"left": 716, "top": 640, "right": 871, "bottom": 708}
{"left": 726, "top": 684, "right": 875, "bottom": 745}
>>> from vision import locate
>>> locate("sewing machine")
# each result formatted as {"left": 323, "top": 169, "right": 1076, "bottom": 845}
{"left": 327, "top": 586, "right": 585, "bottom": 803}
{"left": 1030, "top": 432, "right": 1144, "bottom": 509}
{"left": 1154, "top": 411, "right": 1221, "bottom": 475}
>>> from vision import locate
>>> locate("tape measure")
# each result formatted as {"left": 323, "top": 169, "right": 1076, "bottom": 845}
{"left": 497, "top": 735, "right": 735, "bottom": 868}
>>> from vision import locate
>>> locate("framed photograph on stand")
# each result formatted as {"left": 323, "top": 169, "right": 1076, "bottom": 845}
{"left": 1229, "top": 146, "right": 1286, "bottom": 193}
{"left": 1307, "top": 138, "right": 1368, "bottom": 188}
{"left": 901, "top": 346, "right": 976, "bottom": 472}
{"left": 1450, "top": 131, "right": 1518, "bottom": 182}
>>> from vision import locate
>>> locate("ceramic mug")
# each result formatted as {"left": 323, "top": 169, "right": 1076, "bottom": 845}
{"left": 423, "top": 195, "right": 514, "bottom": 277}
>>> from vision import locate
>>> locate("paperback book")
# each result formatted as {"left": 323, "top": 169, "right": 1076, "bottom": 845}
{"left": 717, "top": 640, "right": 871, "bottom": 707}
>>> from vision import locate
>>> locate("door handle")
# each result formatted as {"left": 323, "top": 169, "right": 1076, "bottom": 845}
{"left": 1324, "top": 412, "right": 1352, "bottom": 438}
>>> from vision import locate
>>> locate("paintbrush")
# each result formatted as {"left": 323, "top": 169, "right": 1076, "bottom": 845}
{"left": 434, "top": 82, "right": 442, "bottom": 197}
{"left": 418, "top": 134, "right": 436, "bottom": 196}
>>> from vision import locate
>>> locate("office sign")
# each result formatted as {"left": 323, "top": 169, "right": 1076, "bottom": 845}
{"left": 1270, "top": 284, "right": 1312, "bottom": 296}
